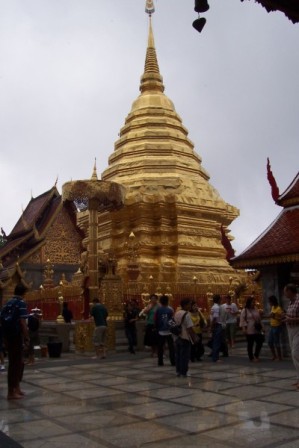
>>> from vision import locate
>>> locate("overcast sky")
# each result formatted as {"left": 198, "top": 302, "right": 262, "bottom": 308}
{"left": 0, "top": 0, "right": 298, "bottom": 255}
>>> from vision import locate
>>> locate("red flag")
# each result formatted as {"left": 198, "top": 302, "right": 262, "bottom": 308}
{"left": 267, "top": 158, "right": 280, "bottom": 203}
{"left": 221, "top": 225, "right": 235, "bottom": 261}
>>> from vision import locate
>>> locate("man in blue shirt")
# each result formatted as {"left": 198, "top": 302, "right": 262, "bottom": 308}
{"left": 3, "top": 284, "right": 29, "bottom": 400}
{"left": 155, "top": 295, "right": 175, "bottom": 367}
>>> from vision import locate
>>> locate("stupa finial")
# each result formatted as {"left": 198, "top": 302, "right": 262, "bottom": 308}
{"left": 145, "top": 0, "right": 155, "bottom": 17}
{"left": 91, "top": 158, "right": 98, "bottom": 180}
{"left": 140, "top": 0, "right": 164, "bottom": 93}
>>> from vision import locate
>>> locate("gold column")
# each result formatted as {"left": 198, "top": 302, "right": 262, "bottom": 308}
{"left": 88, "top": 199, "right": 99, "bottom": 302}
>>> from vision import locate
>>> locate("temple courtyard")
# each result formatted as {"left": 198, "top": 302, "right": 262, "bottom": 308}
{"left": 0, "top": 347, "right": 299, "bottom": 448}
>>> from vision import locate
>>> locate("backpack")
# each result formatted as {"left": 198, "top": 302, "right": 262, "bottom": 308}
{"left": 0, "top": 299, "right": 21, "bottom": 337}
{"left": 28, "top": 315, "right": 39, "bottom": 332}
{"left": 168, "top": 312, "right": 188, "bottom": 336}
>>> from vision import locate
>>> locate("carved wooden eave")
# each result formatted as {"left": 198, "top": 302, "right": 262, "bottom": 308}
{"left": 0, "top": 261, "right": 32, "bottom": 290}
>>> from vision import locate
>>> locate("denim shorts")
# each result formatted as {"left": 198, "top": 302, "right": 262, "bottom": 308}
{"left": 268, "top": 326, "right": 282, "bottom": 346}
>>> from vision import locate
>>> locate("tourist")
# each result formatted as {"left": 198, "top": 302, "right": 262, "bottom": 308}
{"left": 62, "top": 302, "right": 73, "bottom": 323}
{"left": 240, "top": 296, "right": 264, "bottom": 362}
{"left": 155, "top": 295, "right": 175, "bottom": 366}
{"left": 0, "top": 320, "right": 5, "bottom": 371}
{"left": 268, "top": 295, "right": 283, "bottom": 361}
{"left": 140, "top": 294, "right": 159, "bottom": 357}
{"left": 222, "top": 295, "right": 239, "bottom": 348}
{"left": 210, "top": 295, "right": 227, "bottom": 362}
{"left": 26, "top": 307, "right": 42, "bottom": 365}
{"left": 190, "top": 301, "right": 206, "bottom": 362}
{"left": 174, "top": 298, "right": 197, "bottom": 377}
{"left": 2, "top": 284, "right": 29, "bottom": 400}
{"left": 124, "top": 301, "right": 139, "bottom": 354}
{"left": 90, "top": 297, "right": 108, "bottom": 359}
{"left": 283, "top": 284, "right": 299, "bottom": 389}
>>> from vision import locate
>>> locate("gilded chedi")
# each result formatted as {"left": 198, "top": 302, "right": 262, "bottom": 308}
{"left": 97, "top": 20, "right": 239, "bottom": 288}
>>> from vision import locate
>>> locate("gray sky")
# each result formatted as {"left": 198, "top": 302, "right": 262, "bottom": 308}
{"left": 0, "top": 0, "right": 298, "bottom": 255}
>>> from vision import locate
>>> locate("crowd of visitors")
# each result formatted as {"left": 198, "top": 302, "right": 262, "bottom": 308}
{"left": 0, "top": 282, "right": 298, "bottom": 398}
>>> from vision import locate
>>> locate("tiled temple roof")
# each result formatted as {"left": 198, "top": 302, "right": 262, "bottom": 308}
{"left": 231, "top": 172, "right": 299, "bottom": 268}
{"left": 0, "top": 187, "right": 62, "bottom": 272}
{"left": 277, "top": 172, "right": 299, "bottom": 207}
{"left": 9, "top": 187, "right": 60, "bottom": 238}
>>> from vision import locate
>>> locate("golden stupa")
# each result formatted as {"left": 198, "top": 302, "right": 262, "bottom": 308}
{"left": 90, "top": 14, "right": 240, "bottom": 296}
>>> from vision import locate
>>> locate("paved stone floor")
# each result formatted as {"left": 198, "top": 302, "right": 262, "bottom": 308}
{"left": 0, "top": 347, "right": 298, "bottom": 448}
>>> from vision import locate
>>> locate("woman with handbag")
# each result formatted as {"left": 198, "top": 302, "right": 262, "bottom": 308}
{"left": 240, "top": 296, "right": 264, "bottom": 362}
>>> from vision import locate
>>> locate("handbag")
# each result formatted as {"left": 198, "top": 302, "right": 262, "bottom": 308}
{"left": 254, "top": 321, "right": 263, "bottom": 333}
{"left": 169, "top": 312, "right": 188, "bottom": 336}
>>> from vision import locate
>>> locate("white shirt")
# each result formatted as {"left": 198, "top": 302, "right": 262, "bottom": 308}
{"left": 222, "top": 302, "right": 238, "bottom": 324}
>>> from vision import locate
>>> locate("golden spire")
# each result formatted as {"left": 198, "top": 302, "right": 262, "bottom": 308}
{"left": 91, "top": 158, "right": 98, "bottom": 180}
{"left": 140, "top": 8, "right": 164, "bottom": 94}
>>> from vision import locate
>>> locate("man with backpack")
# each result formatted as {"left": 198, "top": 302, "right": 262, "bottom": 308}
{"left": 1, "top": 284, "right": 29, "bottom": 399}
{"left": 154, "top": 295, "right": 175, "bottom": 367}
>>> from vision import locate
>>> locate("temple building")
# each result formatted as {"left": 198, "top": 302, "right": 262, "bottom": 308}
{"left": 231, "top": 170, "right": 299, "bottom": 310}
{"left": 0, "top": 186, "right": 83, "bottom": 304}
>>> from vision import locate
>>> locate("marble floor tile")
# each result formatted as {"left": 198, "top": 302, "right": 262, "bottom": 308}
{"left": 143, "top": 433, "right": 236, "bottom": 448}
{"left": 219, "top": 385, "right": 281, "bottom": 400}
{"left": 91, "top": 393, "right": 157, "bottom": 409}
{"left": 0, "top": 408, "right": 41, "bottom": 424}
{"left": 157, "top": 408, "right": 239, "bottom": 433}
{"left": 140, "top": 386, "right": 194, "bottom": 400}
{"left": 261, "top": 408, "right": 299, "bottom": 428}
{"left": 31, "top": 401, "right": 100, "bottom": 418}
{"left": 204, "top": 421, "right": 299, "bottom": 447}
{"left": 4, "top": 419, "right": 71, "bottom": 442}
{"left": 89, "top": 375, "right": 134, "bottom": 386}
{"left": 109, "top": 380, "right": 164, "bottom": 393}
{"left": 87, "top": 420, "right": 184, "bottom": 448}
{"left": 62, "top": 409, "right": 139, "bottom": 431}
{"left": 196, "top": 371, "right": 240, "bottom": 381}
{"left": 119, "top": 401, "right": 193, "bottom": 419}
{"left": 63, "top": 386, "right": 121, "bottom": 400}
{"left": 210, "top": 399, "right": 292, "bottom": 419}
{"left": 170, "top": 389, "right": 239, "bottom": 408}
{"left": 23, "top": 376, "right": 65, "bottom": 386}
{"left": 262, "top": 390, "right": 299, "bottom": 406}
{"left": 187, "top": 379, "right": 230, "bottom": 392}
{"left": 20, "top": 433, "right": 107, "bottom": 448}
{"left": 39, "top": 380, "right": 97, "bottom": 392}
{"left": 21, "top": 391, "right": 66, "bottom": 406}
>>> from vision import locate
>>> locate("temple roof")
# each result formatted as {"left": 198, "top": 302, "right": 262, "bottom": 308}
{"left": 277, "top": 172, "right": 299, "bottom": 207}
{"left": 231, "top": 172, "right": 299, "bottom": 268}
{"left": 0, "top": 186, "right": 72, "bottom": 275}
{"left": 244, "top": 0, "right": 299, "bottom": 23}
{"left": 9, "top": 187, "right": 61, "bottom": 238}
